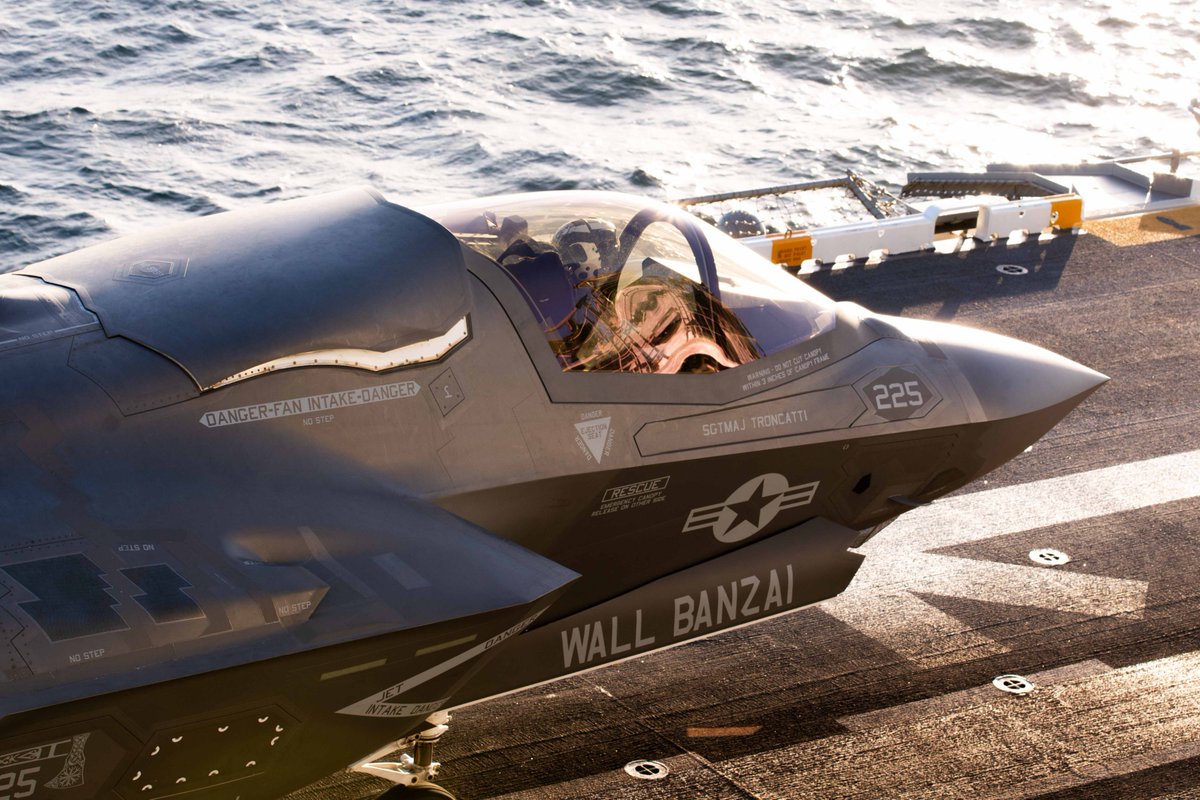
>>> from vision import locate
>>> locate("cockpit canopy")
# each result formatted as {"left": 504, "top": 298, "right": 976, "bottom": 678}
{"left": 425, "top": 191, "right": 836, "bottom": 374}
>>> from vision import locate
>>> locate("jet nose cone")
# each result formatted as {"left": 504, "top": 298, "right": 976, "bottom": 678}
{"left": 953, "top": 336, "right": 1107, "bottom": 421}
{"left": 901, "top": 318, "right": 1108, "bottom": 420}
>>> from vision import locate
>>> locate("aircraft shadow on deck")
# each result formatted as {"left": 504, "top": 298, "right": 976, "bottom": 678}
{"left": 804, "top": 234, "right": 1078, "bottom": 320}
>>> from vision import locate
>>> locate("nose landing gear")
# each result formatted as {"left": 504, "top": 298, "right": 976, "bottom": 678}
{"left": 353, "top": 712, "right": 458, "bottom": 800}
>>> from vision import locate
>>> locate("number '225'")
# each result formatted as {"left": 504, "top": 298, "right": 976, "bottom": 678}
{"left": 872, "top": 381, "right": 924, "bottom": 410}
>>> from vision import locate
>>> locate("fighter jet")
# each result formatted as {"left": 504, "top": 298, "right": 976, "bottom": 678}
{"left": 0, "top": 188, "right": 1105, "bottom": 799}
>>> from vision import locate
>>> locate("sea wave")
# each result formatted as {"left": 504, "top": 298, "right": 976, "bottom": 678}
{"left": 1, "top": 0, "right": 1197, "bottom": 270}
{"left": 851, "top": 47, "right": 1100, "bottom": 106}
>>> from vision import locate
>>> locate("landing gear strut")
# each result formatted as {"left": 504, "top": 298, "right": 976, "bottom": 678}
{"left": 353, "top": 712, "right": 457, "bottom": 799}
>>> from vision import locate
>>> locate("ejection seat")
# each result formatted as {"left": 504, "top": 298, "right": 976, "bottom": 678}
{"left": 497, "top": 242, "right": 581, "bottom": 339}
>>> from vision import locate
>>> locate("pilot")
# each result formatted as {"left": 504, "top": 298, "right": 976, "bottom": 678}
{"left": 551, "top": 217, "right": 619, "bottom": 284}
{"left": 491, "top": 216, "right": 583, "bottom": 343}
{"left": 495, "top": 215, "right": 556, "bottom": 264}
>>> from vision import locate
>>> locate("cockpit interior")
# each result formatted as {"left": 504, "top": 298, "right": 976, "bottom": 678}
{"left": 426, "top": 192, "right": 837, "bottom": 374}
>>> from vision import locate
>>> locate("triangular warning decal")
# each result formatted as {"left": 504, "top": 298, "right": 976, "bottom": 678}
{"left": 574, "top": 417, "right": 612, "bottom": 463}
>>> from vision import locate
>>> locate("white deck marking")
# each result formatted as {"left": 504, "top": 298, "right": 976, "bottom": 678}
{"left": 721, "top": 650, "right": 1200, "bottom": 800}
{"left": 837, "top": 659, "right": 1112, "bottom": 732}
{"left": 823, "top": 449, "right": 1200, "bottom": 667}
{"left": 874, "top": 449, "right": 1200, "bottom": 551}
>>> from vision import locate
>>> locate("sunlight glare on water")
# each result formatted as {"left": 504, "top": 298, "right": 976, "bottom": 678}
{"left": 0, "top": 0, "right": 1197, "bottom": 268}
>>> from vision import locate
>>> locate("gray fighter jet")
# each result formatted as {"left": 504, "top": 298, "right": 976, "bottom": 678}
{"left": 0, "top": 188, "right": 1105, "bottom": 799}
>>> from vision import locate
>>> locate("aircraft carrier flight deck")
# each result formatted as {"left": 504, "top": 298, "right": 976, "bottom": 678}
{"left": 291, "top": 195, "right": 1200, "bottom": 799}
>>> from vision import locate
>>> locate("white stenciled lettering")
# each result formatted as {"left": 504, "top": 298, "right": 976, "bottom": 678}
{"left": 560, "top": 610, "right": 657, "bottom": 669}
{"left": 872, "top": 379, "right": 925, "bottom": 411}
{"left": 693, "top": 590, "right": 712, "bottom": 631}
{"left": 586, "top": 622, "right": 606, "bottom": 663}
{"left": 561, "top": 624, "right": 590, "bottom": 668}
{"left": 673, "top": 595, "right": 694, "bottom": 638}
{"left": 201, "top": 381, "right": 420, "bottom": 428}
{"left": 672, "top": 567, "right": 795, "bottom": 638}
{"left": 764, "top": 569, "right": 783, "bottom": 611}
{"left": 574, "top": 417, "right": 613, "bottom": 463}
{"left": 634, "top": 609, "right": 654, "bottom": 648}
{"left": 749, "top": 409, "right": 809, "bottom": 429}
{"left": 360, "top": 699, "right": 448, "bottom": 718}
{"left": 593, "top": 478, "right": 670, "bottom": 517}
{"left": 68, "top": 648, "right": 105, "bottom": 664}
{"left": 701, "top": 419, "right": 747, "bottom": 437}
{"left": 560, "top": 566, "right": 801, "bottom": 671}
{"left": 717, "top": 582, "right": 737, "bottom": 625}
{"left": 741, "top": 347, "right": 831, "bottom": 391}
{"left": 603, "top": 477, "right": 670, "bottom": 503}
{"left": 278, "top": 600, "right": 312, "bottom": 617}
{"left": 740, "top": 576, "right": 761, "bottom": 616}
{"left": 609, "top": 615, "right": 631, "bottom": 656}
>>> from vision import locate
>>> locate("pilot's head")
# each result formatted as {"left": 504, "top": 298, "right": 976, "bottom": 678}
{"left": 553, "top": 218, "right": 618, "bottom": 282}
{"left": 498, "top": 215, "right": 530, "bottom": 247}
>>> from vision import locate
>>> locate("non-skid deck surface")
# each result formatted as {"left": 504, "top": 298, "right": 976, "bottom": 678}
{"left": 290, "top": 218, "right": 1200, "bottom": 799}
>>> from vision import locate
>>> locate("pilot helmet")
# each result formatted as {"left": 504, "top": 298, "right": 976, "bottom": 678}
{"left": 716, "top": 209, "right": 766, "bottom": 239}
{"left": 552, "top": 218, "right": 618, "bottom": 281}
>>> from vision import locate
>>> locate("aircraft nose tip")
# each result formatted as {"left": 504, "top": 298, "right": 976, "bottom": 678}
{"left": 869, "top": 315, "right": 1108, "bottom": 421}
{"left": 939, "top": 327, "right": 1108, "bottom": 420}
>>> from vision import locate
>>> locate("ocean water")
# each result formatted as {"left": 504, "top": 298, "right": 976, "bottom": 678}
{"left": 1, "top": 0, "right": 1197, "bottom": 270}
